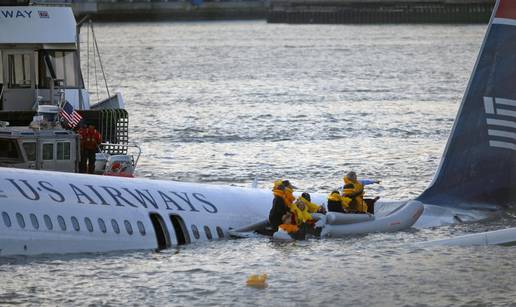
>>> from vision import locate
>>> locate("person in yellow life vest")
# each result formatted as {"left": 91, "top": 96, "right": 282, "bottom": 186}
{"left": 268, "top": 179, "right": 297, "bottom": 232}
{"left": 327, "top": 190, "right": 352, "bottom": 213}
{"left": 298, "top": 192, "right": 326, "bottom": 214}
{"left": 342, "top": 171, "right": 380, "bottom": 214}
{"left": 292, "top": 197, "right": 314, "bottom": 226}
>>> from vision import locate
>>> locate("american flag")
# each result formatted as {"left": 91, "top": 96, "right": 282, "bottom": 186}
{"left": 59, "top": 101, "right": 83, "bottom": 128}
{"left": 38, "top": 11, "right": 49, "bottom": 18}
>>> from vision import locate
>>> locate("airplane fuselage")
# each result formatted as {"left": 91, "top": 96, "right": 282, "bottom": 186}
{"left": 0, "top": 167, "right": 286, "bottom": 255}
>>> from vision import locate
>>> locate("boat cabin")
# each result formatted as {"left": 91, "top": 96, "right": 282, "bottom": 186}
{"left": 0, "top": 6, "right": 90, "bottom": 111}
{"left": 0, "top": 5, "right": 134, "bottom": 176}
{"left": 0, "top": 123, "right": 78, "bottom": 172}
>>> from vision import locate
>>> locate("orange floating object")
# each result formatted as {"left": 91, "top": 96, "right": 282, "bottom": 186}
{"left": 246, "top": 274, "right": 268, "bottom": 288}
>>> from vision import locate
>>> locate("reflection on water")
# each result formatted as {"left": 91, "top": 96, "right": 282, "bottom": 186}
{"left": 2, "top": 21, "right": 514, "bottom": 306}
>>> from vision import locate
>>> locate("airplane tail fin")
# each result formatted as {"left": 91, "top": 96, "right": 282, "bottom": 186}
{"left": 417, "top": 0, "right": 516, "bottom": 209}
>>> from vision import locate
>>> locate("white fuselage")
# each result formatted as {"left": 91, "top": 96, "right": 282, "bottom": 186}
{"left": 0, "top": 166, "right": 497, "bottom": 256}
{"left": 0, "top": 167, "right": 284, "bottom": 256}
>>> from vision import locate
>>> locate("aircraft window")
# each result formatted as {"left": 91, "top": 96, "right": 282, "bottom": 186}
{"left": 137, "top": 221, "right": 146, "bottom": 236}
{"left": 191, "top": 225, "right": 200, "bottom": 240}
{"left": 42, "top": 143, "right": 54, "bottom": 160}
{"left": 57, "top": 142, "right": 71, "bottom": 160}
{"left": 124, "top": 220, "right": 133, "bottom": 235}
{"left": 111, "top": 219, "right": 120, "bottom": 234}
{"left": 22, "top": 142, "right": 36, "bottom": 161}
{"left": 2, "top": 212, "right": 11, "bottom": 227}
{"left": 0, "top": 139, "right": 21, "bottom": 161}
{"left": 71, "top": 216, "right": 80, "bottom": 231}
{"left": 204, "top": 226, "right": 213, "bottom": 240}
{"left": 30, "top": 213, "right": 39, "bottom": 229}
{"left": 84, "top": 217, "right": 93, "bottom": 232}
{"left": 7, "top": 53, "right": 32, "bottom": 89}
{"left": 16, "top": 213, "right": 26, "bottom": 229}
{"left": 216, "top": 226, "right": 224, "bottom": 239}
{"left": 44, "top": 214, "right": 53, "bottom": 230}
{"left": 98, "top": 218, "right": 107, "bottom": 233}
{"left": 57, "top": 215, "right": 66, "bottom": 231}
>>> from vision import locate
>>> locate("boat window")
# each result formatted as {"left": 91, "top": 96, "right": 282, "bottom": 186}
{"left": 57, "top": 215, "right": 66, "bottom": 231}
{"left": 84, "top": 217, "right": 93, "bottom": 232}
{"left": 7, "top": 53, "right": 32, "bottom": 89}
{"left": 216, "top": 226, "right": 224, "bottom": 239}
{"left": 22, "top": 142, "right": 36, "bottom": 161}
{"left": 137, "top": 221, "right": 146, "bottom": 236}
{"left": 111, "top": 219, "right": 120, "bottom": 234}
{"left": 0, "top": 50, "right": 3, "bottom": 85}
{"left": 30, "top": 214, "right": 39, "bottom": 229}
{"left": 42, "top": 143, "right": 54, "bottom": 160}
{"left": 44, "top": 214, "right": 53, "bottom": 230}
{"left": 204, "top": 226, "right": 213, "bottom": 240}
{"left": 71, "top": 216, "right": 80, "bottom": 231}
{"left": 55, "top": 51, "right": 77, "bottom": 88}
{"left": 2, "top": 212, "right": 11, "bottom": 227}
{"left": 0, "top": 139, "right": 21, "bottom": 161}
{"left": 124, "top": 220, "right": 133, "bottom": 235}
{"left": 16, "top": 213, "right": 25, "bottom": 229}
{"left": 98, "top": 218, "right": 107, "bottom": 233}
{"left": 191, "top": 225, "right": 200, "bottom": 240}
{"left": 57, "top": 142, "right": 71, "bottom": 160}
{"left": 38, "top": 51, "right": 81, "bottom": 89}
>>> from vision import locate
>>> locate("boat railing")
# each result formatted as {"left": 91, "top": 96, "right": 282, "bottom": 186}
{"left": 98, "top": 142, "right": 141, "bottom": 168}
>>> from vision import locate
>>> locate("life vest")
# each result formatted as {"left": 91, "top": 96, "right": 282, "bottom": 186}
{"left": 79, "top": 128, "right": 101, "bottom": 151}
{"left": 272, "top": 187, "right": 294, "bottom": 208}
{"left": 279, "top": 223, "right": 299, "bottom": 233}
{"left": 342, "top": 177, "right": 368, "bottom": 213}
{"left": 292, "top": 198, "right": 314, "bottom": 225}
{"left": 298, "top": 196, "right": 321, "bottom": 213}
{"left": 327, "top": 192, "right": 351, "bottom": 212}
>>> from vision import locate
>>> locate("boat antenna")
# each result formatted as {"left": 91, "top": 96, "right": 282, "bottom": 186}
{"left": 89, "top": 20, "right": 111, "bottom": 99}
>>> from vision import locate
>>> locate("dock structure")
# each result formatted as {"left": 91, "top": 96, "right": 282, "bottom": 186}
{"left": 267, "top": 0, "right": 495, "bottom": 24}
{"left": 32, "top": 0, "right": 494, "bottom": 23}
{"left": 35, "top": 0, "right": 267, "bottom": 21}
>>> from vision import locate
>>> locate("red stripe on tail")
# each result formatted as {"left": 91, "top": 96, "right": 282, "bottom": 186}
{"left": 496, "top": 0, "right": 516, "bottom": 19}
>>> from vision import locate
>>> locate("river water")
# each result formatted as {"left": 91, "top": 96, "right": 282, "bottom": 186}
{"left": 1, "top": 21, "right": 515, "bottom": 306}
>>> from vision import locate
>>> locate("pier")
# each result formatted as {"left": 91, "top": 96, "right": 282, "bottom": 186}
{"left": 41, "top": 0, "right": 267, "bottom": 21}
{"left": 268, "top": 0, "right": 495, "bottom": 24}
{"left": 33, "top": 0, "right": 495, "bottom": 23}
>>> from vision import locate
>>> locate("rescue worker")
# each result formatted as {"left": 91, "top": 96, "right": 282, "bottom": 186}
{"left": 268, "top": 179, "right": 296, "bottom": 232}
{"left": 327, "top": 190, "right": 351, "bottom": 213}
{"left": 78, "top": 124, "right": 102, "bottom": 174}
{"left": 342, "top": 171, "right": 380, "bottom": 214}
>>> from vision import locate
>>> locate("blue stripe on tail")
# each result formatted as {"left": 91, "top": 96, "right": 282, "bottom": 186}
{"left": 417, "top": 6, "right": 516, "bottom": 209}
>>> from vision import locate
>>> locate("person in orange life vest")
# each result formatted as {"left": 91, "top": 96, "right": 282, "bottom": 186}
{"left": 78, "top": 124, "right": 102, "bottom": 174}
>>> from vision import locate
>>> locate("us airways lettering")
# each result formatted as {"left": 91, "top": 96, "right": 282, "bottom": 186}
{"left": 4, "top": 178, "right": 218, "bottom": 214}
{"left": 0, "top": 10, "right": 32, "bottom": 19}
{"left": 6, "top": 179, "right": 64, "bottom": 202}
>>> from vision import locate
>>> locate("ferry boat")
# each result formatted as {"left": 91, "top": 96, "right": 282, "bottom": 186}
{"left": 0, "top": 3, "right": 138, "bottom": 176}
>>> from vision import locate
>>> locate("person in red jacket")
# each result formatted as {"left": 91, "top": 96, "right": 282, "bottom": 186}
{"left": 78, "top": 124, "right": 102, "bottom": 174}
